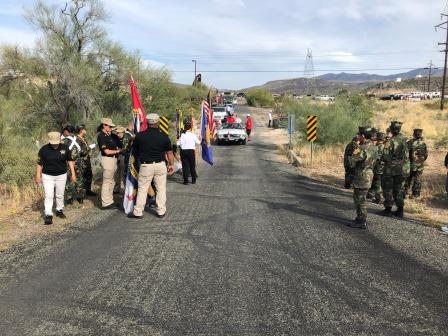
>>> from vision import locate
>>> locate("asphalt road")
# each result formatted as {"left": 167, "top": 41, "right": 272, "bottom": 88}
{"left": 1, "top": 105, "right": 447, "bottom": 336}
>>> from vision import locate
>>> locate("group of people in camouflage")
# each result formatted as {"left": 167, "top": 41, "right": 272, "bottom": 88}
{"left": 62, "top": 123, "right": 134, "bottom": 208}
{"left": 344, "top": 121, "right": 428, "bottom": 229}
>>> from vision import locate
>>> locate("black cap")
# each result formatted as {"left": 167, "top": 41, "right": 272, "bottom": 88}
{"left": 390, "top": 121, "right": 402, "bottom": 132}
{"left": 63, "top": 125, "right": 75, "bottom": 133}
{"left": 358, "top": 126, "right": 367, "bottom": 135}
{"left": 376, "top": 132, "right": 385, "bottom": 141}
{"left": 413, "top": 128, "right": 423, "bottom": 135}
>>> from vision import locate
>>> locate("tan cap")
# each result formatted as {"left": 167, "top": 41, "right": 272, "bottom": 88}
{"left": 147, "top": 113, "right": 160, "bottom": 124}
{"left": 48, "top": 132, "right": 61, "bottom": 145}
{"left": 101, "top": 117, "right": 116, "bottom": 127}
{"left": 114, "top": 125, "right": 126, "bottom": 133}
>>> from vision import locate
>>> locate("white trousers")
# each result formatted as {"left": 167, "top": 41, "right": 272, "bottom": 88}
{"left": 42, "top": 173, "right": 67, "bottom": 216}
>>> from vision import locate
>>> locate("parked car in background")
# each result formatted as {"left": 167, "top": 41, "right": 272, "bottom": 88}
{"left": 314, "top": 95, "right": 334, "bottom": 101}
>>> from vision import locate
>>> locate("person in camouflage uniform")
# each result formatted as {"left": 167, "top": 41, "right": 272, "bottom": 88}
{"left": 76, "top": 125, "right": 97, "bottom": 196}
{"left": 404, "top": 129, "right": 428, "bottom": 199}
{"left": 349, "top": 127, "right": 378, "bottom": 229}
{"left": 343, "top": 135, "right": 360, "bottom": 189}
{"left": 381, "top": 121, "right": 410, "bottom": 218}
{"left": 370, "top": 132, "right": 386, "bottom": 204}
{"left": 63, "top": 125, "right": 86, "bottom": 204}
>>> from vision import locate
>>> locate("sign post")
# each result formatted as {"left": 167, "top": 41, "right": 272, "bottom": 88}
{"left": 306, "top": 116, "right": 318, "bottom": 166}
{"left": 287, "top": 114, "right": 295, "bottom": 149}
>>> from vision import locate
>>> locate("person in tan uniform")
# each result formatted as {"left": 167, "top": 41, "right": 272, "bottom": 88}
{"left": 129, "top": 113, "right": 174, "bottom": 219}
{"left": 97, "top": 118, "right": 123, "bottom": 209}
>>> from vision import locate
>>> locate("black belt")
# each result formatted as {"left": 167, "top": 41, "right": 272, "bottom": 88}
{"left": 102, "top": 154, "right": 118, "bottom": 158}
{"left": 140, "top": 160, "right": 163, "bottom": 164}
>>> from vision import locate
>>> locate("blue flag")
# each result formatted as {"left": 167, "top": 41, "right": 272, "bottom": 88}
{"left": 201, "top": 101, "right": 214, "bottom": 166}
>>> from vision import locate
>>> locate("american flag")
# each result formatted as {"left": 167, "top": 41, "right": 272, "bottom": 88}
{"left": 203, "top": 100, "right": 217, "bottom": 138}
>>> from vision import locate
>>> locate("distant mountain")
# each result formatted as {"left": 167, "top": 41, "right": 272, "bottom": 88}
{"left": 242, "top": 68, "right": 444, "bottom": 95}
{"left": 316, "top": 68, "right": 444, "bottom": 82}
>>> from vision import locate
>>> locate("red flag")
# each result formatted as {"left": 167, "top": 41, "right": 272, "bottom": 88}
{"left": 130, "top": 77, "right": 148, "bottom": 132}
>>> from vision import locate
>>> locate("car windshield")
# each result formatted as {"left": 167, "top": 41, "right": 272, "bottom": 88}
{"left": 221, "top": 123, "right": 244, "bottom": 130}
{"left": 213, "top": 107, "right": 226, "bottom": 112}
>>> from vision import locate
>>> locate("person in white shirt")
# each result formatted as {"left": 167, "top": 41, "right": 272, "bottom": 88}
{"left": 177, "top": 122, "right": 201, "bottom": 185}
{"left": 268, "top": 111, "right": 273, "bottom": 127}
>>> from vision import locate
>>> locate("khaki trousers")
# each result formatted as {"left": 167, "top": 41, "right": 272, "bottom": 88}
{"left": 133, "top": 162, "right": 167, "bottom": 216}
{"left": 101, "top": 156, "right": 118, "bottom": 207}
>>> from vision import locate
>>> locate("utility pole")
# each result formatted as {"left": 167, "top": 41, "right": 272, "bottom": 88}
{"left": 436, "top": 14, "right": 448, "bottom": 110}
{"left": 192, "top": 59, "right": 197, "bottom": 78}
{"left": 424, "top": 60, "right": 434, "bottom": 92}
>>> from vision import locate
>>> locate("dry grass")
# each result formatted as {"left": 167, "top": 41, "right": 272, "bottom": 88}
{"left": 294, "top": 100, "right": 448, "bottom": 228}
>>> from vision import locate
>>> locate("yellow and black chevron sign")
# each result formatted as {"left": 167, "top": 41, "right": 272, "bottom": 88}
{"left": 307, "top": 115, "right": 317, "bottom": 142}
{"left": 159, "top": 116, "right": 169, "bottom": 135}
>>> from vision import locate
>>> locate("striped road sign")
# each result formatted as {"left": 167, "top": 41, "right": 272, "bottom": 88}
{"left": 159, "top": 116, "right": 169, "bottom": 135}
{"left": 307, "top": 116, "right": 317, "bottom": 142}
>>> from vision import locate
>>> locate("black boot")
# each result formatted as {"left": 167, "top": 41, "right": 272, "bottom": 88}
{"left": 77, "top": 198, "right": 84, "bottom": 204}
{"left": 349, "top": 217, "right": 367, "bottom": 229}
{"left": 55, "top": 210, "right": 66, "bottom": 219}
{"left": 86, "top": 190, "right": 97, "bottom": 196}
{"left": 393, "top": 207, "right": 404, "bottom": 218}
{"left": 65, "top": 198, "right": 73, "bottom": 205}
{"left": 382, "top": 206, "right": 392, "bottom": 217}
{"left": 44, "top": 215, "right": 53, "bottom": 225}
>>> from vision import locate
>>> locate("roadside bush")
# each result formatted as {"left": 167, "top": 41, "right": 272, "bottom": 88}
{"left": 246, "top": 88, "right": 274, "bottom": 107}
{"left": 282, "top": 95, "right": 374, "bottom": 146}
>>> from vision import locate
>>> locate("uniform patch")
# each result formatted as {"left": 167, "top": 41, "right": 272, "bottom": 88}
{"left": 60, "top": 150, "right": 66, "bottom": 155}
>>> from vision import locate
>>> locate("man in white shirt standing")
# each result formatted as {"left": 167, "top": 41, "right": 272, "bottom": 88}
{"left": 177, "top": 122, "right": 201, "bottom": 185}
{"left": 268, "top": 111, "right": 273, "bottom": 128}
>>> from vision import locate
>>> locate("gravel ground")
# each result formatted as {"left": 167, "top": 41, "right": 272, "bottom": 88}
{"left": 0, "top": 104, "right": 447, "bottom": 335}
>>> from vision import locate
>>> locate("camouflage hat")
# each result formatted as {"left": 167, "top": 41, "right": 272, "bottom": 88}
{"left": 101, "top": 118, "right": 116, "bottom": 127}
{"left": 376, "top": 132, "right": 386, "bottom": 141}
{"left": 114, "top": 125, "right": 126, "bottom": 133}
{"left": 75, "top": 124, "right": 86, "bottom": 133}
{"left": 147, "top": 113, "right": 160, "bottom": 124}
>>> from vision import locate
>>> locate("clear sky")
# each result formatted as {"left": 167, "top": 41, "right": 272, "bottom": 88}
{"left": 0, "top": 0, "right": 446, "bottom": 89}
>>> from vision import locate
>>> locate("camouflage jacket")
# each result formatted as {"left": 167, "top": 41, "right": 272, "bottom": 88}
{"left": 63, "top": 136, "right": 81, "bottom": 163}
{"left": 382, "top": 133, "right": 410, "bottom": 176}
{"left": 76, "top": 136, "right": 91, "bottom": 159}
{"left": 344, "top": 140, "right": 358, "bottom": 169}
{"left": 373, "top": 143, "right": 385, "bottom": 175}
{"left": 350, "top": 140, "right": 378, "bottom": 189}
{"left": 408, "top": 138, "right": 428, "bottom": 172}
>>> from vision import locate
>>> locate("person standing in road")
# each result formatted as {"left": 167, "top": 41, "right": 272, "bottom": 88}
{"left": 246, "top": 114, "right": 253, "bottom": 141}
{"left": 349, "top": 128, "right": 378, "bottom": 229}
{"left": 268, "top": 110, "right": 273, "bottom": 128}
{"left": 76, "top": 125, "right": 97, "bottom": 196}
{"left": 343, "top": 134, "right": 360, "bottom": 189}
{"left": 130, "top": 113, "right": 175, "bottom": 219}
{"left": 97, "top": 118, "right": 123, "bottom": 209}
{"left": 177, "top": 122, "right": 200, "bottom": 185}
{"left": 35, "top": 132, "right": 76, "bottom": 225}
{"left": 404, "top": 129, "right": 428, "bottom": 199}
{"left": 381, "top": 121, "right": 409, "bottom": 218}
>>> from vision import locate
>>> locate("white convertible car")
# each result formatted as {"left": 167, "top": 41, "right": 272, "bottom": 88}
{"left": 217, "top": 123, "right": 247, "bottom": 145}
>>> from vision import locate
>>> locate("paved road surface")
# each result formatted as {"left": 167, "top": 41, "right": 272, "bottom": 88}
{"left": 1, "top": 105, "right": 447, "bottom": 335}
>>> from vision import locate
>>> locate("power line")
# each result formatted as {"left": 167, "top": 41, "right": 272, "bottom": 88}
{"left": 435, "top": 11, "right": 448, "bottom": 110}
{"left": 168, "top": 67, "right": 440, "bottom": 73}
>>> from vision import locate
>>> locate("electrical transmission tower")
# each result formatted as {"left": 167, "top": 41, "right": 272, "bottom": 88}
{"left": 436, "top": 10, "right": 448, "bottom": 110}
{"left": 304, "top": 48, "right": 316, "bottom": 96}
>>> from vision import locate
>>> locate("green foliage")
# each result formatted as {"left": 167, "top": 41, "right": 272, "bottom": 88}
{"left": 281, "top": 95, "right": 374, "bottom": 146}
{"left": 246, "top": 88, "right": 274, "bottom": 107}
{"left": 0, "top": 0, "right": 209, "bottom": 188}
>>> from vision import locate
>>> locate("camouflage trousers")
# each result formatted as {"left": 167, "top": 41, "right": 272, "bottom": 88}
{"left": 369, "top": 173, "right": 383, "bottom": 202}
{"left": 404, "top": 170, "right": 423, "bottom": 197}
{"left": 382, "top": 175, "right": 406, "bottom": 208}
{"left": 353, "top": 188, "right": 369, "bottom": 220}
{"left": 344, "top": 166, "right": 355, "bottom": 189}
{"left": 65, "top": 167, "right": 85, "bottom": 201}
